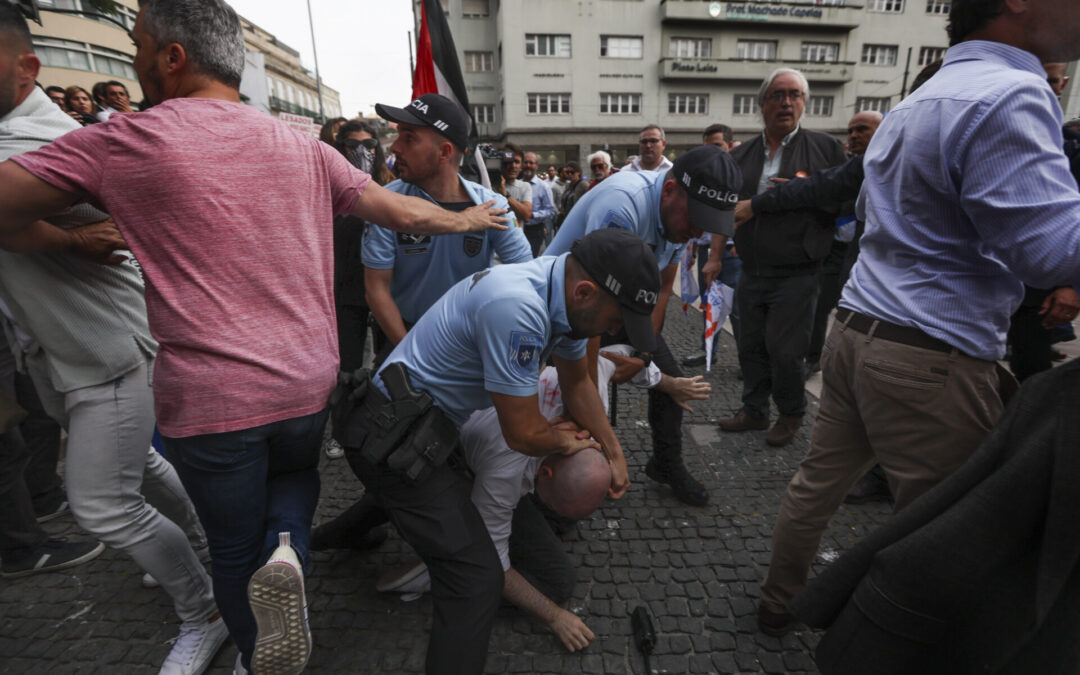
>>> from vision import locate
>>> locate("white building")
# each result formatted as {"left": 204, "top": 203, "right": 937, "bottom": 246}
{"left": 440, "top": 0, "right": 1077, "bottom": 165}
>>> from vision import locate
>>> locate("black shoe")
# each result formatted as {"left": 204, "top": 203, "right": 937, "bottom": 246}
{"left": 35, "top": 499, "right": 69, "bottom": 524}
{"left": 757, "top": 602, "right": 796, "bottom": 637}
{"left": 646, "top": 457, "right": 709, "bottom": 506}
{"left": 681, "top": 352, "right": 706, "bottom": 367}
{"left": 1, "top": 538, "right": 105, "bottom": 578}
{"left": 843, "top": 469, "right": 893, "bottom": 505}
{"left": 310, "top": 523, "right": 388, "bottom": 552}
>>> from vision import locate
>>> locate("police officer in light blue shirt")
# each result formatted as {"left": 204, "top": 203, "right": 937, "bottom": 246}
{"left": 545, "top": 145, "right": 742, "bottom": 507}
{"left": 364, "top": 94, "right": 532, "bottom": 351}
{"left": 343, "top": 228, "right": 661, "bottom": 674}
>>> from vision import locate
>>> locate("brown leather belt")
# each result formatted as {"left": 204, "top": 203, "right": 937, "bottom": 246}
{"left": 835, "top": 308, "right": 957, "bottom": 355}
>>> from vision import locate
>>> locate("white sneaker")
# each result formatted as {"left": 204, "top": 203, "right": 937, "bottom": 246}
{"left": 158, "top": 616, "right": 229, "bottom": 675}
{"left": 144, "top": 545, "right": 212, "bottom": 589}
{"left": 248, "top": 532, "right": 311, "bottom": 675}
{"left": 324, "top": 438, "right": 344, "bottom": 459}
{"left": 375, "top": 559, "right": 431, "bottom": 601}
{"left": 233, "top": 652, "right": 249, "bottom": 675}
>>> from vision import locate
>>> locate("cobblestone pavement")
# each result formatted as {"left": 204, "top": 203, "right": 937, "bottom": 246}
{"left": 0, "top": 303, "right": 894, "bottom": 674}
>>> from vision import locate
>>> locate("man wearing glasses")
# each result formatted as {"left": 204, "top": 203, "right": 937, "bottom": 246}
{"left": 625, "top": 125, "right": 674, "bottom": 174}
{"left": 716, "top": 68, "right": 846, "bottom": 448}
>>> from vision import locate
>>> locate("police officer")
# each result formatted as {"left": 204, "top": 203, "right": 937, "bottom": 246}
{"left": 545, "top": 145, "right": 742, "bottom": 506}
{"left": 364, "top": 94, "right": 532, "bottom": 352}
{"left": 341, "top": 228, "right": 660, "bottom": 675}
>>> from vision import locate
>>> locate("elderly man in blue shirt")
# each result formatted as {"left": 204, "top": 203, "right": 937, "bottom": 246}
{"left": 546, "top": 145, "right": 743, "bottom": 506}
{"left": 522, "top": 151, "right": 557, "bottom": 256}
{"left": 758, "top": 0, "right": 1080, "bottom": 637}
{"left": 363, "top": 94, "right": 532, "bottom": 353}
{"left": 338, "top": 228, "right": 659, "bottom": 674}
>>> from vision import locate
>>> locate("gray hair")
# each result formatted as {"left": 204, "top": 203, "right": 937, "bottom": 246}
{"left": 138, "top": 0, "right": 245, "bottom": 88}
{"left": 757, "top": 68, "right": 810, "bottom": 108}
{"left": 586, "top": 150, "right": 611, "bottom": 167}
{"left": 640, "top": 124, "right": 665, "bottom": 141}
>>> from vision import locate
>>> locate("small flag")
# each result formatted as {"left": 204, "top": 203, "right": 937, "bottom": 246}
{"left": 679, "top": 245, "right": 699, "bottom": 315}
{"left": 703, "top": 281, "right": 735, "bottom": 372}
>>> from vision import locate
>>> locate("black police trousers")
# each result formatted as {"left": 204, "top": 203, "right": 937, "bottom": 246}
{"left": 347, "top": 451, "right": 503, "bottom": 675}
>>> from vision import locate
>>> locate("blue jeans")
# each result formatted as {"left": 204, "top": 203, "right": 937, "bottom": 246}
{"left": 164, "top": 407, "right": 328, "bottom": 666}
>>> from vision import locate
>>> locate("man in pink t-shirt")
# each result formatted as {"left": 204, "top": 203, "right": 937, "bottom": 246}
{"left": 0, "top": 1, "right": 506, "bottom": 673}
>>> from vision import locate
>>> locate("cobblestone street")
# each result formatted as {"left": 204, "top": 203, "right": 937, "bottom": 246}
{"left": 0, "top": 303, "right": 894, "bottom": 674}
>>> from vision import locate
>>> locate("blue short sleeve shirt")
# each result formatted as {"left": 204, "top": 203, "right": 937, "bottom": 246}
{"left": 361, "top": 177, "right": 532, "bottom": 323}
{"left": 544, "top": 170, "right": 684, "bottom": 270}
{"left": 375, "top": 254, "right": 586, "bottom": 426}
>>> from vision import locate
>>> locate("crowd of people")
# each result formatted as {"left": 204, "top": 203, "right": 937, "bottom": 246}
{"left": 1, "top": 0, "right": 1079, "bottom": 673}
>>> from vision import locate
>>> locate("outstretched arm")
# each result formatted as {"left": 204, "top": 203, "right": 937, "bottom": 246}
{"left": 503, "top": 568, "right": 594, "bottom": 652}
{"left": 351, "top": 180, "right": 508, "bottom": 235}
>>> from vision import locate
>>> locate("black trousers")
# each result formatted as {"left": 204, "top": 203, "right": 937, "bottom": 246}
{"left": 736, "top": 272, "right": 820, "bottom": 418}
{"left": 347, "top": 451, "right": 503, "bottom": 675}
{"left": 523, "top": 224, "right": 546, "bottom": 258}
{"left": 807, "top": 241, "right": 850, "bottom": 366}
{"left": 1009, "top": 287, "right": 1054, "bottom": 383}
{"left": 336, "top": 302, "right": 369, "bottom": 374}
{"left": 601, "top": 330, "right": 684, "bottom": 464}
{"left": 509, "top": 493, "right": 575, "bottom": 604}
{"left": 0, "top": 343, "right": 61, "bottom": 557}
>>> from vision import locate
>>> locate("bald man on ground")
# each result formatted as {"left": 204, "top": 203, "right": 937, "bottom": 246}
{"left": 351, "top": 345, "right": 710, "bottom": 652}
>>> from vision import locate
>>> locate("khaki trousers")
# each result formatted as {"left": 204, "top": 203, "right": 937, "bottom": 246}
{"left": 760, "top": 319, "right": 1010, "bottom": 613}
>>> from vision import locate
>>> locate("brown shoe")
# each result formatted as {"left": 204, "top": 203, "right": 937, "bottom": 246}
{"left": 757, "top": 602, "right": 796, "bottom": 636}
{"left": 717, "top": 410, "right": 769, "bottom": 432}
{"left": 765, "top": 415, "right": 803, "bottom": 447}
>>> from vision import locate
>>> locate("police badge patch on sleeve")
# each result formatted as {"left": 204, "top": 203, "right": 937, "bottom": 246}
{"left": 463, "top": 234, "right": 484, "bottom": 257}
{"left": 508, "top": 331, "right": 543, "bottom": 378}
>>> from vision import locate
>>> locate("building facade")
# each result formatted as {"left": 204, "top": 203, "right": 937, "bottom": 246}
{"left": 30, "top": 0, "right": 143, "bottom": 101}
{"left": 26, "top": 1, "right": 341, "bottom": 129}
{"left": 442, "top": 0, "right": 1077, "bottom": 165}
{"left": 241, "top": 16, "right": 342, "bottom": 124}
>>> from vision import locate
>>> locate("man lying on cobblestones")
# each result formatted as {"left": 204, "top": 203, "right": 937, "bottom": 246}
{"left": 333, "top": 228, "right": 659, "bottom": 674}
{"left": 0, "top": 7, "right": 222, "bottom": 674}
{"left": 318, "top": 344, "right": 709, "bottom": 652}
{"left": 545, "top": 144, "right": 742, "bottom": 506}
{"left": 0, "top": 1, "right": 508, "bottom": 673}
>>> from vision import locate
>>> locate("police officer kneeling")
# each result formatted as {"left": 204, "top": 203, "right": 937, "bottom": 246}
{"left": 333, "top": 227, "right": 659, "bottom": 675}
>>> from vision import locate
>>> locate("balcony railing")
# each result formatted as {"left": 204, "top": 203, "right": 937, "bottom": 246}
{"left": 269, "top": 96, "right": 321, "bottom": 120}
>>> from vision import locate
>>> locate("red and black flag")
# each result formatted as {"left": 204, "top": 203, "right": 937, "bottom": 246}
{"left": 413, "top": 0, "right": 489, "bottom": 186}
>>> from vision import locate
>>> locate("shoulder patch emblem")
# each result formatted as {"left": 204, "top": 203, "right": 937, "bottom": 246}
{"left": 469, "top": 269, "right": 490, "bottom": 291}
{"left": 508, "top": 331, "right": 543, "bottom": 378}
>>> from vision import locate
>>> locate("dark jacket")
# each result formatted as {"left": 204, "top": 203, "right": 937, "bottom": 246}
{"left": 731, "top": 128, "right": 846, "bottom": 276}
{"left": 791, "top": 359, "right": 1080, "bottom": 675}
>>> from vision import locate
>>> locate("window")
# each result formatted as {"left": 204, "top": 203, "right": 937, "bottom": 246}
{"left": 918, "top": 46, "right": 946, "bottom": 66}
{"left": 601, "top": 36, "right": 643, "bottom": 59}
{"left": 33, "top": 37, "right": 136, "bottom": 80}
{"left": 736, "top": 40, "right": 777, "bottom": 61}
{"left": 926, "top": 0, "right": 950, "bottom": 13}
{"left": 527, "top": 93, "right": 571, "bottom": 114}
{"left": 462, "top": 0, "right": 489, "bottom": 17}
{"left": 669, "top": 37, "right": 711, "bottom": 59}
{"left": 802, "top": 42, "right": 839, "bottom": 63}
{"left": 855, "top": 96, "right": 891, "bottom": 113}
{"left": 867, "top": 0, "right": 904, "bottom": 11}
{"left": 600, "top": 93, "right": 641, "bottom": 114}
{"left": 473, "top": 104, "right": 495, "bottom": 123}
{"left": 525, "top": 34, "right": 572, "bottom": 58}
{"left": 861, "top": 44, "right": 898, "bottom": 66}
{"left": 668, "top": 94, "right": 708, "bottom": 115}
{"left": 733, "top": 94, "right": 759, "bottom": 115}
{"left": 807, "top": 95, "right": 834, "bottom": 116}
{"left": 465, "top": 51, "right": 493, "bottom": 72}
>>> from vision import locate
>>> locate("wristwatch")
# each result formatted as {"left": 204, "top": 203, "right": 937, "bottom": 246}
{"left": 630, "top": 351, "right": 653, "bottom": 368}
